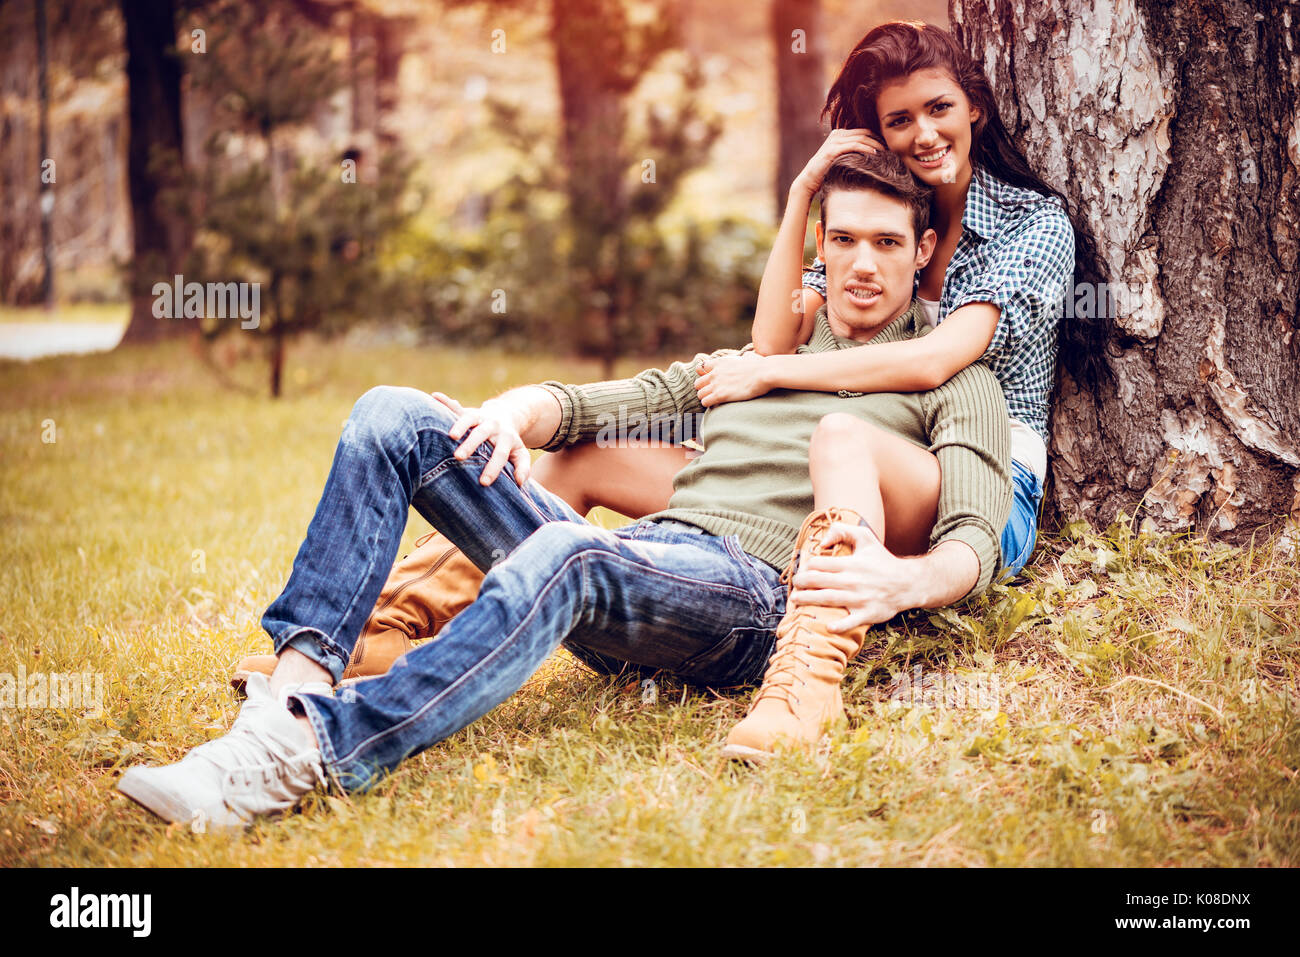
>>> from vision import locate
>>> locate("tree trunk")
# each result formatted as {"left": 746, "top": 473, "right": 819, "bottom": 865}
{"left": 771, "top": 0, "right": 825, "bottom": 220}
{"left": 36, "top": 0, "right": 55, "bottom": 310}
{"left": 119, "top": 0, "right": 188, "bottom": 345}
{"left": 549, "top": 0, "right": 634, "bottom": 369}
{"left": 951, "top": 0, "right": 1300, "bottom": 542}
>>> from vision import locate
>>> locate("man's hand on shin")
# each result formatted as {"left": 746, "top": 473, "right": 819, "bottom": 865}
{"left": 791, "top": 523, "right": 981, "bottom": 631}
{"left": 791, "top": 523, "right": 918, "bottom": 631}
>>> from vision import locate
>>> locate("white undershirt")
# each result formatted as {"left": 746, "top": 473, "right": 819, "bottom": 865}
{"left": 917, "top": 296, "right": 1047, "bottom": 482}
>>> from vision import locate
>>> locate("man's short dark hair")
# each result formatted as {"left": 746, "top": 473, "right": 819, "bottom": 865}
{"left": 818, "top": 150, "right": 932, "bottom": 242}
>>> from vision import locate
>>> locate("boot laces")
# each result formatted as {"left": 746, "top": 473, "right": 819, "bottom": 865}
{"left": 762, "top": 508, "right": 859, "bottom": 712}
{"left": 751, "top": 615, "right": 821, "bottom": 712}
{"left": 778, "top": 508, "right": 853, "bottom": 585}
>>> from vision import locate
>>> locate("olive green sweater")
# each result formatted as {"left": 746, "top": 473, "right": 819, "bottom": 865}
{"left": 540, "top": 302, "right": 1012, "bottom": 598}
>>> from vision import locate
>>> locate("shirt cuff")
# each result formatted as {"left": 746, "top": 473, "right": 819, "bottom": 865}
{"left": 936, "top": 522, "right": 1002, "bottom": 600}
{"left": 949, "top": 288, "right": 1012, "bottom": 356}
{"left": 536, "top": 382, "right": 575, "bottom": 452}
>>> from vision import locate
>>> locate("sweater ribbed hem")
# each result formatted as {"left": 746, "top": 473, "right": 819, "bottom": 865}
{"left": 642, "top": 507, "right": 800, "bottom": 571}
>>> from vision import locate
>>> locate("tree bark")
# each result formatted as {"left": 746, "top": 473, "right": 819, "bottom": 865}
{"left": 951, "top": 0, "right": 1300, "bottom": 542}
{"left": 119, "top": 0, "right": 188, "bottom": 344}
{"left": 771, "top": 0, "right": 825, "bottom": 220}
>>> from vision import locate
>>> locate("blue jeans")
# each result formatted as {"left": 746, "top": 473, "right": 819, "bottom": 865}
{"left": 265, "top": 387, "right": 786, "bottom": 792}
{"left": 997, "top": 460, "right": 1044, "bottom": 582}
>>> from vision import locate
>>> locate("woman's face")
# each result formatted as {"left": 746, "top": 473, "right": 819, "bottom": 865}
{"left": 874, "top": 68, "right": 981, "bottom": 187}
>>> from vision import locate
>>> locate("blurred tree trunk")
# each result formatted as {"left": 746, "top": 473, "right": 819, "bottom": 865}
{"left": 952, "top": 0, "right": 1300, "bottom": 541}
{"left": 372, "top": 12, "right": 403, "bottom": 154}
{"left": 119, "top": 0, "right": 189, "bottom": 344}
{"left": 550, "top": 0, "right": 637, "bottom": 379}
{"left": 36, "top": 0, "right": 55, "bottom": 310}
{"left": 771, "top": 0, "right": 824, "bottom": 220}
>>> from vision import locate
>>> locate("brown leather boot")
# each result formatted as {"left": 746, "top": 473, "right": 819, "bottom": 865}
{"left": 722, "top": 507, "right": 871, "bottom": 760}
{"left": 231, "top": 529, "right": 486, "bottom": 691}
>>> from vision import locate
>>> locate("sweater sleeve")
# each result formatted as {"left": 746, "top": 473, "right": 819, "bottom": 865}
{"left": 922, "top": 363, "right": 1014, "bottom": 599}
{"left": 538, "top": 349, "right": 736, "bottom": 452}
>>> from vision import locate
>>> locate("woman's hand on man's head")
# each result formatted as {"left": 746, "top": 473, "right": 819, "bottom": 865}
{"left": 792, "top": 128, "right": 887, "bottom": 198}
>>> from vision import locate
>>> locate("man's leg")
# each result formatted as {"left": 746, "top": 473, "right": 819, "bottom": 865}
{"left": 234, "top": 441, "right": 691, "bottom": 689}
{"left": 292, "top": 520, "right": 785, "bottom": 793}
{"left": 232, "top": 528, "right": 485, "bottom": 690}
{"left": 117, "top": 385, "right": 589, "bottom": 828}
{"left": 258, "top": 385, "right": 586, "bottom": 693}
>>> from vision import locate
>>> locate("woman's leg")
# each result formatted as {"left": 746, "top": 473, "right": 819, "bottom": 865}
{"left": 807, "top": 412, "right": 941, "bottom": 555}
{"left": 530, "top": 442, "right": 691, "bottom": 517}
{"left": 723, "top": 412, "right": 942, "bottom": 758}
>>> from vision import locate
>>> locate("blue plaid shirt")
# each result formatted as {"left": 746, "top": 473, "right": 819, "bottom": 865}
{"left": 803, "top": 169, "right": 1075, "bottom": 443}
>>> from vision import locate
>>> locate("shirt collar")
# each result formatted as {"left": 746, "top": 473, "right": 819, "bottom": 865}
{"left": 961, "top": 168, "right": 1056, "bottom": 242}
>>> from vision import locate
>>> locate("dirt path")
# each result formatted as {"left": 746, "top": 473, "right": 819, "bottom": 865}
{"left": 0, "top": 322, "right": 126, "bottom": 360}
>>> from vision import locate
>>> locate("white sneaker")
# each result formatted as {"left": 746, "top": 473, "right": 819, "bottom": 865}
{"left": 118, "top": 673, "right": 329, "bottom": 832}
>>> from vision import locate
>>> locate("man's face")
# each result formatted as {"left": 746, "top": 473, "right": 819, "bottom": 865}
{"left": 815, "top": 187, "right": 935, "bottom": 340}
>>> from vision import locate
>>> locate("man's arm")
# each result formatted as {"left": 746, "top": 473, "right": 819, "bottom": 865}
{"left": 430, "top": 349, "right": 732, "bottom": 487}
{"left": 429, "top": 386, "right": 562, "bottom": 488}
{"left": 536, "top": 350, "right": 732, "bottom": 451}
{"left": 920, "top": 365, "right": 1014, "bottom": 598}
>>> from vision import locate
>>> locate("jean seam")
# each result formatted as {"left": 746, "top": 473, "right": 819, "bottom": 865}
{"left": 291, "top": 692, "right": 345, "bottom": 790}
{"left": 417, "top": 448, "right": 581, "bottom": 532}
{"left": 320, "top": 410, "right": 428, "bottom": 668}
{"left": 332, "top": 546, "right": 590, "bottom": 769}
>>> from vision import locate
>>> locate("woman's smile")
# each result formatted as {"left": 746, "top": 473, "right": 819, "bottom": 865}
{"left": 914, "top": 144, "right": 952, "bottom": 168}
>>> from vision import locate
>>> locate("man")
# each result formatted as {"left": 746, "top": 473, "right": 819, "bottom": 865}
{"left": 117, "top": 150, "right": 1010, "bottom": 829}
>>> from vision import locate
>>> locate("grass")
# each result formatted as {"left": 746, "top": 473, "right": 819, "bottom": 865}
{"left": 0, "top": 336, "right": 1297, "bottom": 867}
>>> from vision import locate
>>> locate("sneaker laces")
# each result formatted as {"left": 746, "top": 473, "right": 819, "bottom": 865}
{"left": 192, "top": 721, "right": 312, "bottom": 791}
{"left": 189, "top": 681, "right": 324, "bottom": 796}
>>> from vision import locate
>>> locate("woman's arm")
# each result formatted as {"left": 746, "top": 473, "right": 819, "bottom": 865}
{"left": 765, "top": 302, "right": 1000, "bottom": 392}
{"left": 695, "top": 302, "right": 999, "bottom": 405}
{"left": 752, "top": 129, "right": 884, "bottom": 356}
{"left": 752, "top": 186, "right": 821, "bottom": 355}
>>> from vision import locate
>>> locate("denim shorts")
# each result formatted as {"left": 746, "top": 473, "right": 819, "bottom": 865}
{"left": 997, "top": 460, "right": 1044, "bottom": 581}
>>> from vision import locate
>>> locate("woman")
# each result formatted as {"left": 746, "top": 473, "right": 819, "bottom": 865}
{"left": 536, "top": 19, "right": 1074, "bottom": 581}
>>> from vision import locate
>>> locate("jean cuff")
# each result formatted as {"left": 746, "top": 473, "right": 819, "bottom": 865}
{"left": 274, "top": 627, "right": 349, "bottom": 685}
{"left": 287, "top": 691, "right": 346, "bottom": 793}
